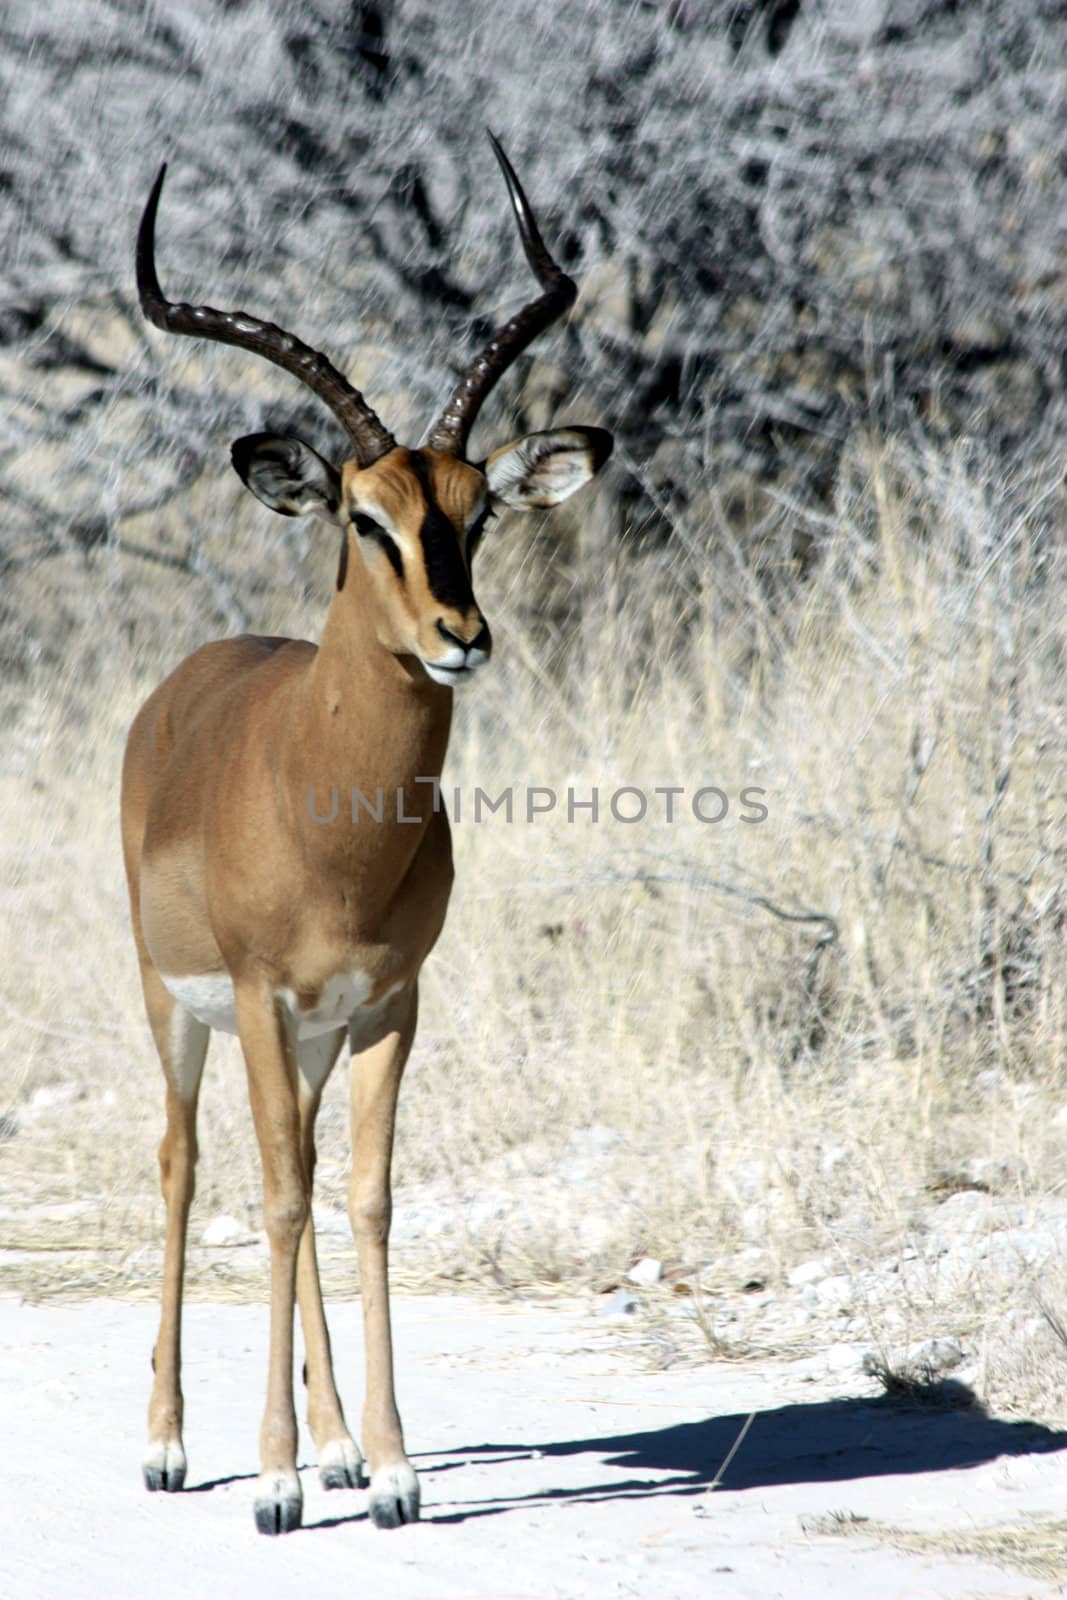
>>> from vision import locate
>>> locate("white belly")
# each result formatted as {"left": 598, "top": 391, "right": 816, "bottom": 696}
{"left": 161, "top": 972, "right": 240, "bottom": 1033}
{"left": 161, "top": 969, "right": 393, "bottom": 1043}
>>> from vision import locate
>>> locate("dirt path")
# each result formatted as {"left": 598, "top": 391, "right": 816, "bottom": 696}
{"left": 2, "top": 1292, "right": 1065, "bottom": 1598}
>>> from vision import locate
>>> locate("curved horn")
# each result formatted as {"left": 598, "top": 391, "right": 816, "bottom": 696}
{"left": 137, "top": 164, "right": 397, "bottom": 466}
{"left": 426, "top": 132, "right": 577, "bottom": 458}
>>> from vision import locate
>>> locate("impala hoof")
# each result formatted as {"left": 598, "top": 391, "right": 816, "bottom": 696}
{"left": 143, "top": 1439, "right": 187, "bottom": 1492}
{"left": 319, "top": 1436, "right": 366, "bottom": 1490}
{"left": 368, "top": 1462, "right": 420, "bottom": 1528}
{"left": 253, "top": 1472, "right": 303, "bottom": 1535}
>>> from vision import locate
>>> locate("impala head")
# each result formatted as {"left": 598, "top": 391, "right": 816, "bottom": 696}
{"left": 137, "top": 135, "right": 613, "bottom": 687}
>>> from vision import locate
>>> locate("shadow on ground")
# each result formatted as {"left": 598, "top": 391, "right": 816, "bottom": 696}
{"left": 409, "top": 1391, "right": 1067, "bottom": 1523}
{"left": 183, "top": 1391, "right": 1067, "bottom": 1530}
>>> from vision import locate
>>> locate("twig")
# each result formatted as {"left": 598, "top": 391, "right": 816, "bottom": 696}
{"left": 709, "top": 1411, "right": 756, "bottom": 1491}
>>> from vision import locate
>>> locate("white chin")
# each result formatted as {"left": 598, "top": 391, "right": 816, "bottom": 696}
{"left": 422, "top": 662, "right": 476, "bottom": 688}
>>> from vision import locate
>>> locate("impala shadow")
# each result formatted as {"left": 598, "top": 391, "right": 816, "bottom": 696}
{"left": 184, "top": 1469, "right": 260, "bottom": 1492}
{"left": 409, "top": 1390, "right": 1067, "bottom": 1525}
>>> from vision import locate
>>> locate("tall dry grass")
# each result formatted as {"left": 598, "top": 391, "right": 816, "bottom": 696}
{"left": 2, "top": 426, "right": 1064, "bottom": 1346}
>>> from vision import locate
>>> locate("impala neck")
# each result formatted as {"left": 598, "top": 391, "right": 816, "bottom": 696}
{"left": 288, "top": 533, "right": 453, "bottom": 868}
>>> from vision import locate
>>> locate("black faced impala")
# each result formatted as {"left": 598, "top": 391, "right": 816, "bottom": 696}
{"left": 121, "top": 134, "right": 612, "bottom": 1534}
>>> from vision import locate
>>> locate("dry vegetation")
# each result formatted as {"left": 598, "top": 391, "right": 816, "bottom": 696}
{"left": 2, "top": 0, "right": 1067, "bottom": 1422}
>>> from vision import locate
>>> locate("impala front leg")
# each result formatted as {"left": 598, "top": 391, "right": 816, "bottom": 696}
{"left": 141, "top": 967, "right": 208, "bottom": 1495}
{"left": 349, "top": 988, "right": 420, "bottom": 1528}
{"left": 235, "top": 982, "right": 308, "bottom": 1535}
{"left": 293, "top": 1030, "right": 365, "bottom": 1492}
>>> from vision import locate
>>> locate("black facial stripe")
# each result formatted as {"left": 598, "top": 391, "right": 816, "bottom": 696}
{"left": 377, "top": 533, "right": 404, "bottom": 580}
{"left": 420, "top": 505, "right": 475, "bottom": 606}
{"left": 408, "top": 451, "right": 476, "bottom": 609}
{"left": 354, "top": 513, "right": 404, "bottom": 581}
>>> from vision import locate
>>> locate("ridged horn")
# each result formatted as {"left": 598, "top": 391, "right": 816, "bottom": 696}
{"left": 137, "top": 164, "right": 397, "bottom": 466}
{"left": 426, "top": 132, "right": 577, "bottom": 458}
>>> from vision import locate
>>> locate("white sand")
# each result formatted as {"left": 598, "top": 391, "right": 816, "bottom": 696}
{"left": 3, "top": 1292, "right": 1065, "bottom": 1598}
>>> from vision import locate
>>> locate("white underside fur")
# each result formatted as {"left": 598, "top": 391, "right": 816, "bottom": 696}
{"left": 161, "top": 970, "right": 404, "bottom": 1076}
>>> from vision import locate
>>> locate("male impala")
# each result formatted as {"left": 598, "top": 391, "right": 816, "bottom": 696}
{"left": 121, "top": 136, "right": 612, "bottom": 1535}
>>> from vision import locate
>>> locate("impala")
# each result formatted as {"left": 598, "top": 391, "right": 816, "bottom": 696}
{"left": 120, "top": 135, "right": 612, "bottom": 1536}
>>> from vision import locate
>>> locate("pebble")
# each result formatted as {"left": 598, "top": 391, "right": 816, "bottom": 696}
{"left": 29, "top": 1083, "right": 83, "bottom": 1113}
{"left": 201, "top": 1214, "right": 249, "bottom": 1246}
{"left": 814, "top": 1273, "right": 854, "bottom": 1310}
{"left": 599, "top": 1288, "right": 639, "bottom": 1318}
{"left": 788, "top": 1257, "right": 831, "bottom": 1288}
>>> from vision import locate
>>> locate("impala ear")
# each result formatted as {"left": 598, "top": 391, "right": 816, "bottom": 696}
{"left": 230, "top": 433, "right": 342, "bottom": 522}
{"left": 484, "top": 426, "right": 613, "bottom": 511}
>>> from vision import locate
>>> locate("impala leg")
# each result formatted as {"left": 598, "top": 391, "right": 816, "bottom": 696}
{"left": 235, "top": 985, "right": 308, "bottom": 1536}
{"left": 293, "top": 1030, "right": 365, "bottom": 1491}
{"left": 349, "top": 989, "right": 420, "bottom": 1529}
{"left": 140, "top": 963, "right": 208, "bottom": 1494}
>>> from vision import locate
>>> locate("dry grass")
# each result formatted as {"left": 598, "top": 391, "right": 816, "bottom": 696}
{"left": 3, "top": 422, "right": 1066, "bottom": 1408}
{"left": 806, "top": 1507, "right": 1067, "bottom": 1583}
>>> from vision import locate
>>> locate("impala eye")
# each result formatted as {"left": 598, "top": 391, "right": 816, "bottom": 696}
{"left": 353, "top": 514, "right": 404, "bottom": 579}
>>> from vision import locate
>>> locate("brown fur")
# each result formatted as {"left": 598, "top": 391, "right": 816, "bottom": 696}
{"left": 121, "top": 457, "right": 476, "bottom": 1529}
{"left": 123, "top": 426, "right": 608, "bottom": 1531}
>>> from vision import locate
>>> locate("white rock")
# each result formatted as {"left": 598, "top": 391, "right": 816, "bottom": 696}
{"left": 984, "top": 1230, "right": 1054, "bottom": 1269}
{"left": 627, "top": 1257, "right": 663, "bottom": 1286}
{"left": 600, "top": 1288, "right": 639, "bottom": 1318}
{"left": 825, "top": 1343, "right": 866, "bottom": 1376}
{"left": 788, "top": 1257, "right": 831, "bottom": 1288}
{"left": 932, "top": 1191, "right": 994, "bottom": 1231}
{"left": 905, "top": 1336, "right": 964, "bottom": 1373}
{"left": 29, "top": 1083, "right": 83, "bottom": 1113}
{"left": 201, "top": 1214, "right": 248, "bottom": 1247}
{"left": 815, "top": 1274, "right": 855, "bottom": 1311}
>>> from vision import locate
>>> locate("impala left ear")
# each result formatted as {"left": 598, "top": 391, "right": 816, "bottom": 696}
{"left": 230, "top": 432, "right": 342, "bottom": 522}
{"left": 484, "top": 426, "right": 613, "bottom": 511}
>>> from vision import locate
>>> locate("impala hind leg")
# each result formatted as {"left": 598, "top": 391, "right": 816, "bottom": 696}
{"left": 293, "top": 1029, "right": 365, "bottom": 1492}
{"left": 141, "top": 964, "right": 208, "bottom": 1494}
{"left": 349, "top": 990, "right": 420, "bottom": 1528}
{"left": 236, "top": 984, "right": 310, "bottom": 1535}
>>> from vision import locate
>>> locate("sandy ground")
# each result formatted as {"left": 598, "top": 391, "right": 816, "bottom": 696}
{"left": 3, "top": 1293, "right": 1067, "bottom": 1599}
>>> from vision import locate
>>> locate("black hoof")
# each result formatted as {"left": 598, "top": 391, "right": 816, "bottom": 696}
{"left": 144, "top": 1463, "right": 186, "bottom": 1493}
{"left": 370, "top": 1496, "right": 409, "bottom": 1529}
{"left": 368, "top": 1466, "right": 420, "bottom": 1529}
{"left": 318, "top": 1438, "right": 365, "bottom": 1490}
{"left": 321, "top": 1461, "right": 365, "bottom": 1491}
{"left": 254, "top": 1496, "right": 302, "bottom": 1536}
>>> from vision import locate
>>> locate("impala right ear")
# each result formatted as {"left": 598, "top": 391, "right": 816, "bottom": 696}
{"left": 484, "top": 426, "right": 613, "bottom": 511}
{"left": 230, "top": 433, "right": 342, "bottom": 522}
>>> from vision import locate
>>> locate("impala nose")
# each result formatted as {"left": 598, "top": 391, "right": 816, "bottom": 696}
{"left": 436, "top": 619, "right": 491, "bottom": 656}
{"left": 423, "top": 617, "right": 492, "bottom": 685}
